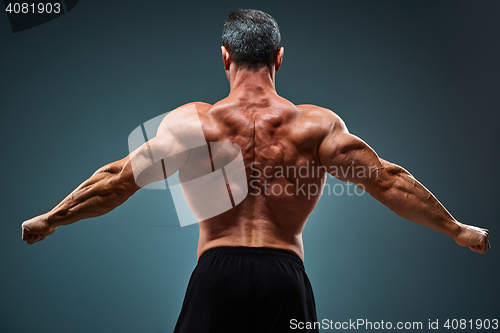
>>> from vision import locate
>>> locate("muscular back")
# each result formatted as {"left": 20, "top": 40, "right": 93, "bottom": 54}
{"left": 20, "top": 78, "right": 489, "bottom": 256}
{"left": 186, "top": 97, "right": 333, "bottom": 260}
{"left": 20, "top": 67, "right": 489, "bottom": 255}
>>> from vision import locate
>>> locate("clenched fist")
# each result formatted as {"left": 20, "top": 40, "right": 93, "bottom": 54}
{"left": 454, "top": 223, "right": 491, "bottom": 254}
{"left": 21, "top": 214, "right": 57, "bottom": 245}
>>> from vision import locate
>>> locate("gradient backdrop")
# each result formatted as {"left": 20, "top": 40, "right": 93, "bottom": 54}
{"left": 1, "top": 1, "right": 499, "bottom": 332}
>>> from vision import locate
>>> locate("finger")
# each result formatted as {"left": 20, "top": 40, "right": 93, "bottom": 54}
{"left": 469, "top": 245, "right": 482, "bottom": 253}
{"left": 22, "top": 225, "right": 30, "bottom": 241}
{"left": 475, "top": 241, "right": 488, "bottom": 254}
{"left": 27, "top": 236, "right": 41, "bottom": 245}
{"left": 23, "top": 228, "right": 33, "bottom": 241}
{"left": 25, "top": 228, "right": 44, "bottom": 237}
{"left": 484, "top": 240, "right": 491, "bottom": 253}
{"left": 30, "top": 233, "right": 47, "bottom": 244}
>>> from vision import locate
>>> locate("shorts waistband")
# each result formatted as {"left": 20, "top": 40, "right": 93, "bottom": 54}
{"left": 199, "top": 246, "right": 303, "bottom": 265}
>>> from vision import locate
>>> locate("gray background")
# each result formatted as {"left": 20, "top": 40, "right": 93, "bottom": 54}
{"left": 1, "top": 0, "right": 498, "bottom": 332}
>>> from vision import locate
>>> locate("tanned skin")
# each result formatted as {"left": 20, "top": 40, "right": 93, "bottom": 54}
{"left": 22, "top": 46, "right": 491, "bottom": 259}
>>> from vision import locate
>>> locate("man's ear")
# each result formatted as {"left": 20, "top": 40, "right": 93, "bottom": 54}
{"left": 221, "top": 46, "right": 231, "bottom": 71}
{"left": 275, "top": 47, "right": 284, "bottom": 72}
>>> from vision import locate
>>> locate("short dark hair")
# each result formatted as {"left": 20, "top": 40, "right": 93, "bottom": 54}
{"left": 222, "top": 9, "right": 281, "bottom": 71}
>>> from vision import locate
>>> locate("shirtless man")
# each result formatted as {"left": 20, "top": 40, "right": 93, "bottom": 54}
{"left": 21, "top": 9, "right": 490, "bottom": 333}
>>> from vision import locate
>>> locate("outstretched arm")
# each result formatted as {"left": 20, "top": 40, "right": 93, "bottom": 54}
{"left": 20, "top": 103, "right": 203, "bottom": 245}
{"left": 21, "top": 131, "right": 187, "bottom": 245}
{"left": 318, "top": 112, "right": 490, "bottom": 254}
{"left": 21, "top": 156, "right": 140, "bottom": 244}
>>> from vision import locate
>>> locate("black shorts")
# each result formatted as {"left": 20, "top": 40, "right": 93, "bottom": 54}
{"left": 174, "top": 246, "right": 318, "bottom": 333}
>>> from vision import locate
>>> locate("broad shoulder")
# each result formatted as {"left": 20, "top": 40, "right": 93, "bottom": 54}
{"left": 172, "top": 101, "right": 212, "bottom": 116}
{"left": 187, "top": 101, "right": 213, "bottom": 112}
{"left": 296, "top": 104, "right": 340, "bottom": 121}
{"left": 159, "top": 101, "right": 212, "bottom": 123}
{"left": 295, "top": 104, "right": 346, "bottom": 134}
{"left": 156, "top": 101, "right": 212, "bottom": 140}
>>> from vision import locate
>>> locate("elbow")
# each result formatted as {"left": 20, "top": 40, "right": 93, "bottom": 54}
{"left": 364, "top": 162, "right": 399, "bottom": 198}
{"left": 99, "top": 175, "right": 136, "bottom": 210}
{"left": 99, "top": 159, "right": 139, "bottom": 198}
{"left": 366, "top": 161, "right": 414, "bottom": 201}
{"left": 365, "top": 176, "right": 392, "bottom": 199}
{"left": 113, "top": 166, "right": 140, "bottom": 198}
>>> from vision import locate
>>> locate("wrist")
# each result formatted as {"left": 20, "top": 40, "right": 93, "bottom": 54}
{"left": 45, "top": 210, "right": 62, "bottom": 227}
{"left": 448, "top": 220, "right": 463, "bottom": 240}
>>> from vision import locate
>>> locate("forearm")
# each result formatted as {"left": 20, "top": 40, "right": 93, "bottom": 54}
{"left": 370, "top": 161, "right": 462, "bottom": 239}
{"left": 46, "top": 158, "right": 138, "bottom": 227}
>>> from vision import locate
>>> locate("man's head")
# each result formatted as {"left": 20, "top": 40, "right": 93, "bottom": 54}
{"left": 222, "top": 9, "right": 283, "bottom": 72}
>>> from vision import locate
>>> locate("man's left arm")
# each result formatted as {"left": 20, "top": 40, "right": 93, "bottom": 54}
{"left": 20, "top": 102, "right": 202, "bottom": 245}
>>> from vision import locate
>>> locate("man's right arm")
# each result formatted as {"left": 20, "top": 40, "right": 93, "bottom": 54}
{"left": 317, "top": 110, "right": 490, "bottom": 254}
